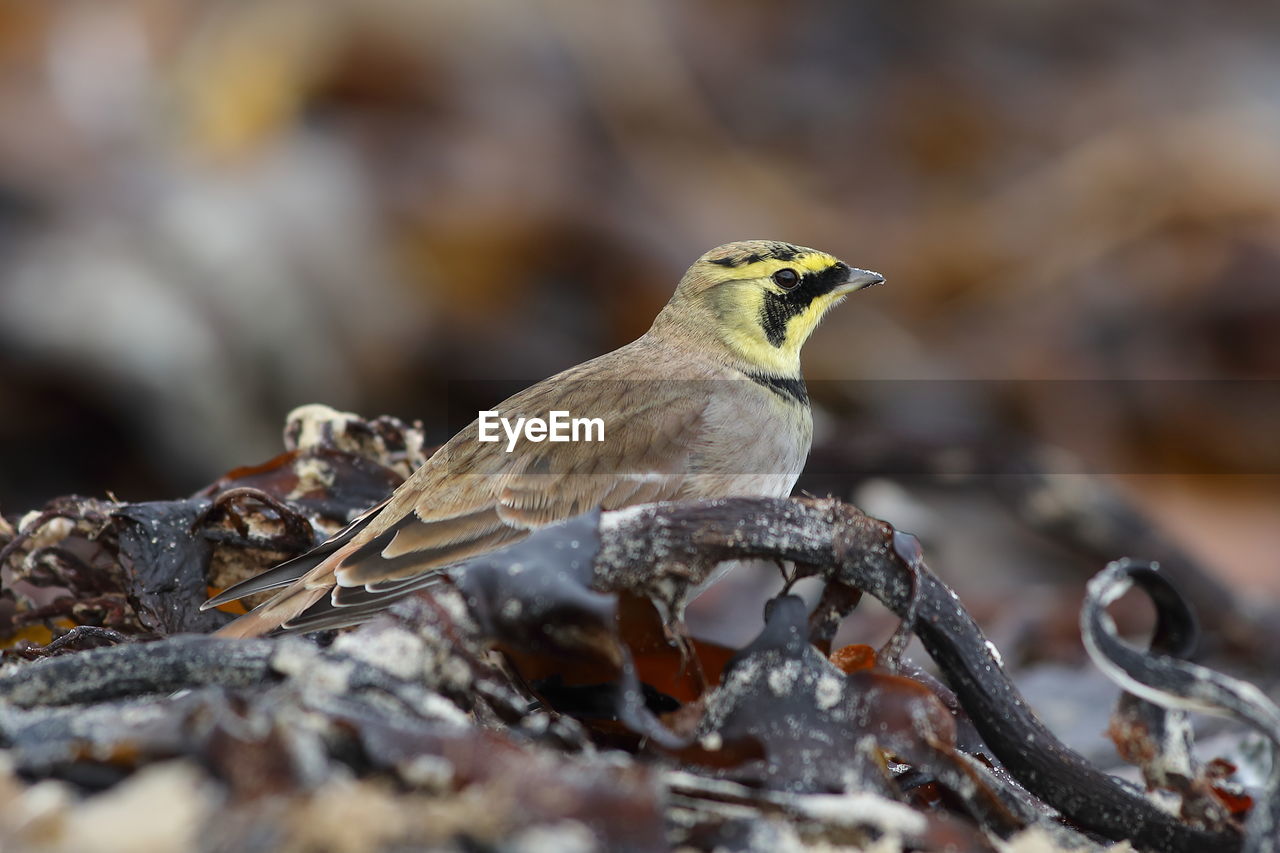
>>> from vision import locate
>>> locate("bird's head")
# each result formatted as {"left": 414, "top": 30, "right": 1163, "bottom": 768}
{"left": 655, "top": 240, "right": 884, "bottom": 375}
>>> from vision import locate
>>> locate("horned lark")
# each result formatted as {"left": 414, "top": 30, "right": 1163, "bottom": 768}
{"left": 206, "top": 240, "right": 884, "bottom": 636}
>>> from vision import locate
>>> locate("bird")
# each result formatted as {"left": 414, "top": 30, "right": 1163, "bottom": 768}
{"left": 204, "top": 240, "right": 884, "bottom": 637}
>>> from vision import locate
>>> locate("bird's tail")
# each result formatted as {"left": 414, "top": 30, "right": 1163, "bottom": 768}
{"left": 203, "top": 504, "right": 383, "bottom": 638}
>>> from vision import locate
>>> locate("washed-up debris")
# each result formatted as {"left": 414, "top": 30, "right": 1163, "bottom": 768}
{"left": 1, "top": 409, "right": 1275, "bottom": 852}
{"left": 1082, "top": 559, "right": 1280, "bottom": 853}
{"left": 584, "top": 498, "right": 1257, "bottom": 853}
{"left": 0, "top": 615, "right": 661, "bottom": 853}
{"left": 0, "top": 406, "right": 426, "bottom": 647}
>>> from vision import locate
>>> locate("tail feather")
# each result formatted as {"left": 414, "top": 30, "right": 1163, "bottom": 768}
{"left": 205, "top": 506, "right": 386, "bottom": 637}
{"left": 280, "top": 578, "right": 447, "bottom": 634}
{"left": 202, "top": 549, "right": 328, "bottom": 609}
{"left": 213, "top": 584, "right": 330, "bottom": 638}
{"left": 202, "top": 505, "right": 382, "bottom": 610}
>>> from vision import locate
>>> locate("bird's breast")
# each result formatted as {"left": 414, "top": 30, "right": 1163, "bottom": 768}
{"left": 684, "top": 379, "right": 812, "bottom": 499}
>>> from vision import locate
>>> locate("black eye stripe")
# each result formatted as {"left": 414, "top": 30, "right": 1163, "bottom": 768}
{"left": 759, "top": 263, "right": 849, "bottom": 347}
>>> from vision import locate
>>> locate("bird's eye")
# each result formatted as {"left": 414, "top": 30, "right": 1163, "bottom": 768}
{"left": 772, "top": 268, "right": 799, "bottom": 289}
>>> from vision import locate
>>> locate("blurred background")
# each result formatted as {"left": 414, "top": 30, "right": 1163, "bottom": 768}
{"left": 1, "top": 0, "right": 1278, "bottom": 672}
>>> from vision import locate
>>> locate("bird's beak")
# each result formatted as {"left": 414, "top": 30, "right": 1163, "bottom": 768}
{"left": 834, "top": 267, "right": 886, "bottom": 295}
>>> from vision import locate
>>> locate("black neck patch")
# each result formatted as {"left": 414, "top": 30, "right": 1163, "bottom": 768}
{"left": 760, "top": 262, "right": 849, "bottom": 347}
{"left": 744, "top": 371, "right": 809, "bottom": 406}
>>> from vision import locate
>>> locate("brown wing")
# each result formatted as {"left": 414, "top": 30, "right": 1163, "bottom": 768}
{"left": 211, "top": 374, "right": 710, "bottom": 637}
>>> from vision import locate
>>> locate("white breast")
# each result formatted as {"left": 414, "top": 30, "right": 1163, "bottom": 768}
{"left": 685, "top": 378, "right": 813, "bottom": 500}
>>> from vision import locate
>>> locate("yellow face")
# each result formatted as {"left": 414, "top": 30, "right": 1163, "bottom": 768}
{"left": 690, "top": 241, "right": 883, "bottom": 375}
